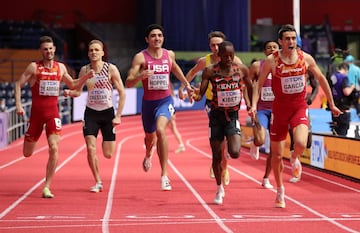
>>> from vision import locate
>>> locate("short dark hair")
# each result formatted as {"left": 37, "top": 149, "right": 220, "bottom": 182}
{"left": 88, "top": 39, "right": 104, "bottom": 49}
{"left": 218, "top": 41, "right": 234, "bottom": 54}
{"left": 278, "top": 24, "right": 296, "bottom": 39}
{"left": 208, "top": 31, "right": 226, "bottom": 41}
{"left": 338, "top": 62, "right": 349, "bottom": 71}
{"left": 39, "top": 36, "right": 53, "bottom": 46}
{"left": 145, "top": 24, "right": 164, "bottom": 37}
{"left": 263, "top": 40, "right": 278, "bottom": 50}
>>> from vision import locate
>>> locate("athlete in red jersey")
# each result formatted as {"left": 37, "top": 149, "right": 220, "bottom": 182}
{"left": 15, "top": 36, "right": 93, "bottom": 198}
{"left": 249, "top": 24, "right": 341, "bottom": 208}
{"left": 193, "top": 41, "right": 251, "bottom": 205}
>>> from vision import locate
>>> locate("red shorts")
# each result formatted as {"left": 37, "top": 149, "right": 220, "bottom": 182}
{"left": 25, "top": 113, "right": 62, "bottom": 142}
{"left": 270, "top": 106, "right": 308, "bottom": 141}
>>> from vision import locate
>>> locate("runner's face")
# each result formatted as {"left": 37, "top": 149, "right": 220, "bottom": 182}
{"left": 219, "top": 45, "right": 235, "bottom": 67}
{"left": 264, "top": 42, "right": 279, "bottom": 56}
{"left": 209, "top": 37, "right": 224, "bottom": 55}
{"left": 279, "top": 31, "right": 297, "bottom": 51}
{"left": 40, "top": 42, "right": 55, "bottom": 61}
{"left": 88, "top": 43, "right": 104, "bottom": 61}
{"left": 146, "top": 29, "right": 164, "bottom": 48}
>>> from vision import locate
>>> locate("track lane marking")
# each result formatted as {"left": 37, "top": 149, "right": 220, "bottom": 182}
{"left": 186, "top": 136, "right": 360, "bottom": 233}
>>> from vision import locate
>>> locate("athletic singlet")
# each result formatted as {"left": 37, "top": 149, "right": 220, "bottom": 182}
{"left": 142, "top": 49, "right": 172, "bottom": 101}
{"left": 31, "top": 61, "right": 61, "bottom": 111}
{"left": 272, "top": 50, "right": 307, "bottom": 109}
{"left": 209, "top": 63, "right": 243, "bottom": 112}
{"left": 85, "top": 62, "right": 113, "bottom": 111}
{"left": 204, "top": 54, "right": 213, "bottom": 100}
{"left": 257, "top": 60, "right": 274, "bottom": 110}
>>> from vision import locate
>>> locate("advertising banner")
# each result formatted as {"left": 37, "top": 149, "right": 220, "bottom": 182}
{"left": 241, "top": 125, "right": 360, "bottom": 180}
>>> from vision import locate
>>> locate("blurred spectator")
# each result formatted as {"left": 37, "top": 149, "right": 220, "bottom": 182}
{"left": 344, "top": 55, "right": 360, "bottom": 116}
{"left": 0, "top": 98, "right": 6, "bottom": 112}
{"left": 326, "top": 48, "right": 347, "bottom": 80}
{"left": 301, "top": 33, "right": 314, "bottom": 55}
{"left": 330, "top": 62, "right": 354, "bottom": 136}
{"left": 251, "top": 33, "right": 262, "bottom": 51}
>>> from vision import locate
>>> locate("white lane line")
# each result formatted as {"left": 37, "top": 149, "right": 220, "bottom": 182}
{"left": 0, "top": 144, "right": 86, "bottom": 219}
{"left": 0, "top": 129, "right": 83, "bottom": 170}
{"left": 186, "top": 136, "right": 360, "bottom": 233}
{"left": 188, "top": 136, "right": 360, "bottom": 192}
{"left": 101, "top": 133, "right": 143, "bottom": 233}
{"left": 168, "top": 159, "right": 234, "bottom": 233}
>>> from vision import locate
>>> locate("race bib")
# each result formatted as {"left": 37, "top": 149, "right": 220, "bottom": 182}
{"left": 168, "top": 103, "right": 175, "bottom": 116}
{"left": 54, "top": 118, "right": 62, "bottom": 130}
{"left": 281, "top": 75, "right": 305, "bottom": 94}
{"left": 261, "top": 86, "right": 274, "bottom": 101}
{"left": 217, "top": 89, "right": 241, "bottom": 107}
{"left": 88, "top": 89, "right": 109, "bottom": 105}
{"left": 148, "top": 74, "right": 169, "bottom": 90}
{"left": 39, "top": 80, "right": 60, "bottom": 96}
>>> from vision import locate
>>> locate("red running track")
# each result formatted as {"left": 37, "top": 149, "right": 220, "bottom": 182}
{"left": 0, "top": 110, "right": 359, "bottom": 233}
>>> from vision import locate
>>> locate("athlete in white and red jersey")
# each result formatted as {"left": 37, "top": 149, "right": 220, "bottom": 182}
{"left": 249, "top": 24, "right": 341, "bottom": 209}
{"left": 126, "top": 24, "right": 193, "bottom": 191}
{"left": 85, "top": 62, "right": 114, "bottom": 111}
{"left": 193, "top": 41, "right": 250, "bottom": 205}
{"left": 15, "top": 36, "right": 92, "bottom": 198}
{"left": 64, "top": 39, "right": 126, "bottom": 193}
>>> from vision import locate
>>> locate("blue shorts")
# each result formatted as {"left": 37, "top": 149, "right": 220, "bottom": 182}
{"left": 257, "top": 109, "right": 272, "bottom": 130}
{"left": 142, "top": 95, "right": 174, "bottom": 133}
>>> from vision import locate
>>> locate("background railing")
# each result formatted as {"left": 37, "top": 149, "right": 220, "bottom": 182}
{"left": 4, "top": 96, "right": 72, "bottom": 145}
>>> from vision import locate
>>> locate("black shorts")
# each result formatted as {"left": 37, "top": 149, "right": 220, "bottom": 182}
{"left": 83, "top": 107, "right": 116, "bottom": 141}
{"left": 209, "top": 110, "right": 241, "bottom": 141}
